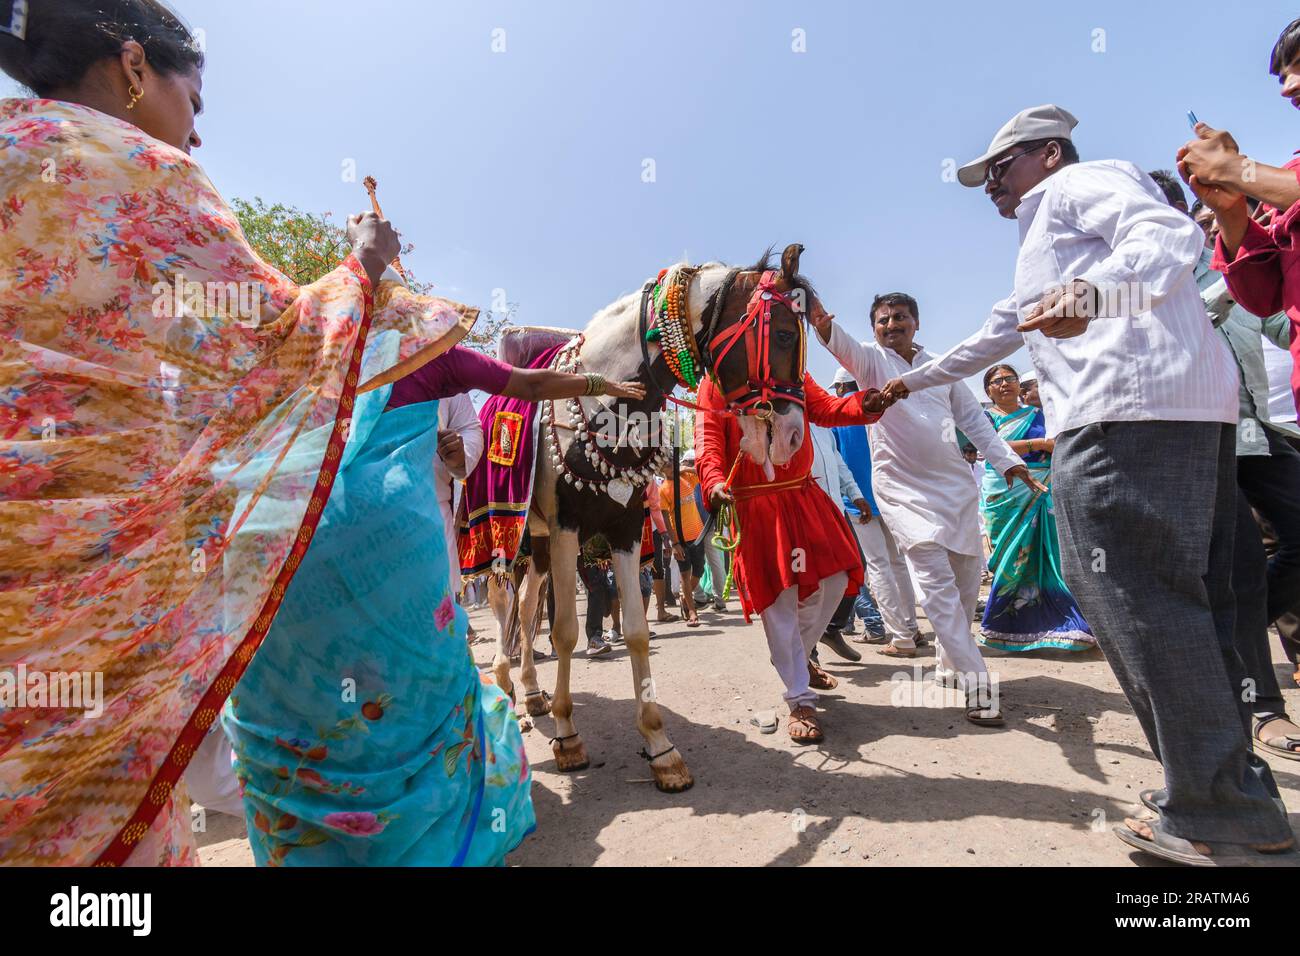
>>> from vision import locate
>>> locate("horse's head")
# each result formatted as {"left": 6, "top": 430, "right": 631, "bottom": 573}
{"left": 696, "top": 243, "right": 810, "bottom": 480}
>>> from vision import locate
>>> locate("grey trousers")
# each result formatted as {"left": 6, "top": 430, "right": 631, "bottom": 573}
{"left": 1053, "top": 421, "right": 1290, "bottom": 844}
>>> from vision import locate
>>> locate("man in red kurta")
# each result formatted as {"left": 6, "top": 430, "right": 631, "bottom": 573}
{"left": 696, "top": 372, "right": 886, "bottom": 743}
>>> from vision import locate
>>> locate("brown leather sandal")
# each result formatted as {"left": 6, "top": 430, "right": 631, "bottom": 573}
{"left": 807, "top": 660, "right": 839, "bottom": 690}
{"left": 878, "top": 642, "right": 916, "bottom": 658}
{"left": 788, "top": 705, "right": 824, "bottom": 744}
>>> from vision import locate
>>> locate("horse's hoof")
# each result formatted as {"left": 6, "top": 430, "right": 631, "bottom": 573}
{"left": 552, "top": 735, "right": 590, "bottom": 772}
{"left": 650, "top": 751, "right": 694, "bottom": 793}
{"left": 525, "top": 690, "right": 552, "bottom": 717}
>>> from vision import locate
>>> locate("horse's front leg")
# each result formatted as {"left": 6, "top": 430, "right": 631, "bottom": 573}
{"left": 547, "top": 526, "right": 589, "bottom": 772}
{"left": 517, "top": 563, "right": 551, "bottom": 718}
{"left": 488, "top": 573, "right": 516, "bottom": 703}
{"left": 609, "top": 548, "right": 694, "bottom": 792}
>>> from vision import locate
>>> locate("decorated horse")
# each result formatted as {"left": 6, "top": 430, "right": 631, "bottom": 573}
{"left": 458, "top": 243, "right": 817, "bottom": 792}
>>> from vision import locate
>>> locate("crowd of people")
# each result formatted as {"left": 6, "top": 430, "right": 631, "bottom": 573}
{"left": 3, "top": 0, "right": 1300, "bottom": 869}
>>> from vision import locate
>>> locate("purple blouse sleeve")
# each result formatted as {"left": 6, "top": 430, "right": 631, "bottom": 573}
{"left": 386, "top": 345, "right": 514, "bottom": 409}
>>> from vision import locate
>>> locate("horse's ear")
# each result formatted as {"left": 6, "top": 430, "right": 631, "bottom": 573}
{"left": 780, "top": 243, "right": 804, "bottom": 283}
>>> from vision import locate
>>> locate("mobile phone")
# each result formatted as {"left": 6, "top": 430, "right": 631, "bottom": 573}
{"left": 1187, "top": 110, "right": 1200, "bottom": 130}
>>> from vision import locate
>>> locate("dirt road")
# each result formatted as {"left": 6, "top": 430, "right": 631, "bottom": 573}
{"left": 198, "top": 595, "right": 1300, "bottom": 866}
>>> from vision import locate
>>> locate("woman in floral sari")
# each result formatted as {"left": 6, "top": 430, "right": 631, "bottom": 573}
{"left": 977, "top": 365, "right": 1094, "bottom": 653}
{"left": 0, "top": 0, "right": 541, "bottom": 866}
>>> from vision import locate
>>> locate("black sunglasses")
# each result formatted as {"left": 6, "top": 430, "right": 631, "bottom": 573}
{"left": 985, "top": 143, "right": 1049, "bottom": 185}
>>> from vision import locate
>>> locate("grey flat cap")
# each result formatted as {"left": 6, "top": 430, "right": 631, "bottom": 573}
{"left": 957, "top": 104, "right": 1078, "bottom": 187}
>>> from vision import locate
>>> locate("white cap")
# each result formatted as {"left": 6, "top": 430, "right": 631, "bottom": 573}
{"left": 831, "top": 367, "right": 855, "bottom": 386}
{"left": 681, "top": 449, "right": 696, "bottom": 466}
{"left": 958, "top": 104, "right": 1079, "bottom": 188}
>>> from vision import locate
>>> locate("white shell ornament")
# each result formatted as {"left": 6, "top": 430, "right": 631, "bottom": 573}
{"left": 607, "top": 477, "right": 634, "bottom": 507}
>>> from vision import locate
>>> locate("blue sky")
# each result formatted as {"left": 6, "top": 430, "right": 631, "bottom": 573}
{"left": 10, "top": 0, "right": 1299, "bottom": 395}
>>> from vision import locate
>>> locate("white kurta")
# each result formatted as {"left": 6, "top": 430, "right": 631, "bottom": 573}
{"left": 435, "top": 393, "right": 485, "bottom": 590}
{"left": 823, "top": 326, "right": 1021, "bottom": 558}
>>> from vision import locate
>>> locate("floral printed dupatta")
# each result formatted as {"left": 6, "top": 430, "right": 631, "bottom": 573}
{"left": 0, "top": 99, "right": 476, "bottom": 865}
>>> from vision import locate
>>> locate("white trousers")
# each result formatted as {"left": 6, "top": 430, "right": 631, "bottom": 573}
{"left": 182, "top": 725, "right": 245, "bottom": 817}
{"left": 901, "top": 542, "right": 987, "bottom": 681}
{"left": 853, "top": 516, "right": 918, "bottom": 643}
{"left": 758, "top": 571, "right": 848, "bottom": 708}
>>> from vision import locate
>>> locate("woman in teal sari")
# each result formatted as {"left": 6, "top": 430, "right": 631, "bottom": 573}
{"left": 977, "top": 365, "right": 1094, "bottom": 653}
{"left": 221, "top": 267, "right": 644, "bottom": 866}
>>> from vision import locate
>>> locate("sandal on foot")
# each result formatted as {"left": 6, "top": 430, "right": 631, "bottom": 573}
{"left": 1115, "top": 817, "right": 1297, "bottom": 867}
{"left": 685, "top": 617, "right": 701, "bottom": 628}
{"left": 878, "top": 642, "right": 916, "bottom": 658}
{"left": 788, "top": 705, "right": 824, "bottom": 744}
{"left": 807, "top": 660, "right": 839, "bottom": 690}
{"left": 965, "top": 702, "right": 1004, "bottom": 726}
{"left": 1254, "top": 714, "right": 1300, "bottom": 761}
{"left": 656, "top": 612, "right": 680, "bottom": 623}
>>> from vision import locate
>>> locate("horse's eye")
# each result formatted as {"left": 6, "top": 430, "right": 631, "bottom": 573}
{"left": 775, "top": 330, "right": 796, "bottom": 347}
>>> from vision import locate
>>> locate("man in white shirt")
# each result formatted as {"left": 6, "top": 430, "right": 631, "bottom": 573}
{"left": 829, "top": 367, "right": 922, "bottom": 649}
{"left": 880, "top": 104, "right": 1293, "bottom": 863}
{"left": 812, "top": 291, "right": 1034, "bottom": 726}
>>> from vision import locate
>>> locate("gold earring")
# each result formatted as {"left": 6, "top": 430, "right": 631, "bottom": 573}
{"left": 126, "top": 84, "right": 143, "bottom": 111}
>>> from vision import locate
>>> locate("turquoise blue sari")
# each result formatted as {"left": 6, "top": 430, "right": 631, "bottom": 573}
{"left": 979, "top": 406, "right": 1094, "bottom": 653}
{"left": 222, "top": 332, "right": 534, "bottom": 865}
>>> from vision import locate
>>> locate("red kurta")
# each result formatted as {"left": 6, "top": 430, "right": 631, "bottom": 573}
{"left": 695, "top": 374, "right": 882, "bottom": 618}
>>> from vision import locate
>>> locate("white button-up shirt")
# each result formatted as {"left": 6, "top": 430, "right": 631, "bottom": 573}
{"left": 808, "top": 423, "right": 863, "bottom": 506}
{"left": 898, "top": 160, "right": 1238, "bottom": 436}
{"left": 823, "top": 328, "right": 1020, "bottom": 557}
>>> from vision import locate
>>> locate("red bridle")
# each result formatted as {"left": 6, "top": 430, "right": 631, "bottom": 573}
{"left": 706, "top": 270, "right": 807, "bottom": 417}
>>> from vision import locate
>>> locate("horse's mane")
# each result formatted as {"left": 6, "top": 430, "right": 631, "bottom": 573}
{"left": 698, "top": 247, "right": 818, "bottom": 321}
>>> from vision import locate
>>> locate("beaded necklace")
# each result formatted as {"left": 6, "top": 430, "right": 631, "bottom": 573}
{"left": 645, "top": 265, "right": 703, "bottom": 389}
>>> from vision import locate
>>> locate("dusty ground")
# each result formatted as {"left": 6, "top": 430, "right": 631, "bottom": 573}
{"left": 198, "top": 592, "right": 1300, "bottom": 867}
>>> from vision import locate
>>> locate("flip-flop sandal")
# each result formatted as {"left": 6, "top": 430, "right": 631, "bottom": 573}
{"left": 1114, "top": 817, "right": 1298, "bottom": 867}
{"left": 965, "top": 704, "right": 1004, "bottom": 727}
{"left": 1254, "top": 714, "right": 1300, "bottom": 761}
{"left": 878, "top": 643, "right": 916, "bottom": 658}
{"left": 656, "top": 613, "right": 681, "bottom": 623}
{"left": 685, "top": 618, "right": 701, "bottom": 628}
{"left": 749, "top": 710, "right": 778, "bottom": 734}
{"left": 787, "top": 706, "right": 824, "bottom": 744}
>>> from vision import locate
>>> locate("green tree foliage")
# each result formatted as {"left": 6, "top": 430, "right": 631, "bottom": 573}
{"left": 232, "top": 197, "right": 511, "bottom": 352}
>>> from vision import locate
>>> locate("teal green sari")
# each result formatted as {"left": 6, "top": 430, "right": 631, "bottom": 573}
{"left": 979, "top": 406, "right": 1094, "bottom": 653}
{"left": 221, "top": 331, "right": 534, "bottom": 865}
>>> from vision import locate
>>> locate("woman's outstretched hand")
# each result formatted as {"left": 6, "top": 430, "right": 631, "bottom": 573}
{"left": 347, "top": 212, "right": 402, "bottom": 287}
{"left": 605, "top": 380, "right": 647, "bottom": 400}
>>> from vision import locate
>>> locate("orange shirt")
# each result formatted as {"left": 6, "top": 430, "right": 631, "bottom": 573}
{"left": 659, "top": 472, "right": 705, "bottom": 542}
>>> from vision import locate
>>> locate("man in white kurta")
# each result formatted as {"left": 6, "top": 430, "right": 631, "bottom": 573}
{"left": 830, "top": 367, "right": 921, "bottom": 647}
{"left": 814, "top": 293, "right": 1030, "bottom": 717}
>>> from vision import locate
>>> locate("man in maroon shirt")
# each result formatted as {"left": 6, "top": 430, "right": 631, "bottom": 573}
{"left": 1178, "top": 18, "right": 1300, "bottom": 418}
